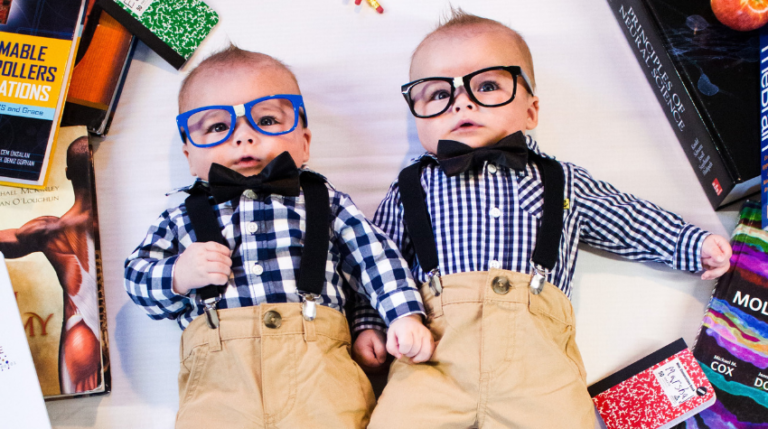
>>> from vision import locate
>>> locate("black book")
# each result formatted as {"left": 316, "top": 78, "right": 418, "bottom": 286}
{"left": 607, "top": 0, "right": 760, "bottom": 209}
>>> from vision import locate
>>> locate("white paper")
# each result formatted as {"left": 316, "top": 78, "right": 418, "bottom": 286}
{"left": 0, "top": 253, "right": 52, "bottom": 429}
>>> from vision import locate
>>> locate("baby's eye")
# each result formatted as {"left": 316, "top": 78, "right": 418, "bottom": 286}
{"left": 428, "top": 89, "right": 451, "bottom": 102}
{"left": 477, "top": 81, "right": 499, "bottom": 92}
{"left": 258, "top": 116, "right": 279, "bottom": 127}
{"left": 206, "top": 122, "right": 229, "bottom": 134}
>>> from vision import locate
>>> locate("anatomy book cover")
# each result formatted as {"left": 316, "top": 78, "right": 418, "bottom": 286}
{"left": 0, "top": 126, "right": 109, "bottom": 399}
{"left": 680, "top": 200, "right": 768, "bottom": 428}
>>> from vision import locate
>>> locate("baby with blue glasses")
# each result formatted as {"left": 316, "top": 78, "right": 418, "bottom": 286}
{"left": 124, "top": 45, "right": 433, "bottom": 429}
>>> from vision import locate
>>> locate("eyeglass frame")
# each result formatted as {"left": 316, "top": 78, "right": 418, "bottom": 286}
{"left": 176, "top": 94, "right": 308, "bottom": 148}
{"left": 400, "top": 65, "right": 535, "bottom": 119}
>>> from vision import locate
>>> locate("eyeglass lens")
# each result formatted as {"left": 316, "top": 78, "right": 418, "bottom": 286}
{"left": 186, "top": 98, "right": 297, "bottom": 146}
{"left": 408, "top": 68, "right": 518, "bottom": 117}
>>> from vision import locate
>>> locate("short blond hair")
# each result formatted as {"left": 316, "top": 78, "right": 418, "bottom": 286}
{"left": 178, "top": 44, "right": 300, "bottom": 111}
{"left": 411, "top": 7, "right": 536, "bottom": 90}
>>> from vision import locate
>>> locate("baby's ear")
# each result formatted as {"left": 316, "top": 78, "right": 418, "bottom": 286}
{"left": 181, "top": 143, "right": 196, "bottom": 177}
{"left": 525, "top": 95, "right": 540, "bottom": 130}
{"left": 300, "top": 126, "right": 312, "bottom": 165}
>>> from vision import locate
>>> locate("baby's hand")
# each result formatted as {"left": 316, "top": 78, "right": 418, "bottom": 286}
{"left": 700, "top": 234, "right": 732, "bottom": 280}
{"left": 172, "top": 242, "right": 232, "bottom": 295}
{"left": 387, "top": 314, "right": 434, "bottom": 363}
{"left": 352, "top": 329, "right": 388, "bottom": 373}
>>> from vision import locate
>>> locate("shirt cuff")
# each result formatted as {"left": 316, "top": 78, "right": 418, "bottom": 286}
{"left": 148, "top": 255, "right": 187, "bottom": 301}
{"left": 352, "top": 305, "right": 388, "bottom": 334}
{"left": 673, "top": 224, "right": 710, "bottom": 272}
{"left": 374, "top": 287, "right": 426, "bottom": 326}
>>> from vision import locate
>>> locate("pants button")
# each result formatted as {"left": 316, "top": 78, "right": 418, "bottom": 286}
{"left": 492, "top": 276, "right": 510, "bottom": 295}
{"left": 264, "top": 310, "right": 282, "bottom": 329}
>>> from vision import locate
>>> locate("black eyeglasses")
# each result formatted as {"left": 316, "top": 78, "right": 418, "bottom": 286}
{"left": 401, "top": 65, "right": 534, "bottom": 119}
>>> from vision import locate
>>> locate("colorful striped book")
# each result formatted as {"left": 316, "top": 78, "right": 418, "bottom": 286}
{"left": 680, "top": 200, "right": 768, "bottom": 428}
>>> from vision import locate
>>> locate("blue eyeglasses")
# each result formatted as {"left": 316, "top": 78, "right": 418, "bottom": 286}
{"left": 176, "top": 94, "right": 308, "bottom": 148}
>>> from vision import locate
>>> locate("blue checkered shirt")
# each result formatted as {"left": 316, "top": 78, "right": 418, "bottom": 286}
{"left": 124, "top": 176, "right": 425, "bottom": 330}
{"left": 353, "top": 136, "right": 709, "bottom": 332}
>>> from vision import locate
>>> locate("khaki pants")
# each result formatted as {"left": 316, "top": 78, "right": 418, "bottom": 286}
{"left": 369, "top": 269, "right": 596, "bottom": 429}
{"left": 176, "top": 303, "right": 375, "bottom": 429}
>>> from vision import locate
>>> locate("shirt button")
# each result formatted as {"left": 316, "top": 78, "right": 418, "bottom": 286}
{"left": 490, "top": 207, "right": 502, "bottom": 218}
{"left": 487, "top": 163, "right": 497, "bottom": 174}
{"left": 246, "top": 222, "right": 259, "bottom": 234}
{"left": 243, "top": 189, "right": 257, "bottom": 199}
{"left": 251, "top": 263, "right": 264, "bottom": 276}
{"left": 489, "top": 260, "right": 501, "bottom": 269}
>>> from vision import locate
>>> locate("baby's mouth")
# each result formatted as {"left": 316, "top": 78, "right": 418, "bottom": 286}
{"left": 453, "top": 120, "right": 479, "bottom": 131}
{"left": 234, "top": 156, "right": 260, "bottom": 168}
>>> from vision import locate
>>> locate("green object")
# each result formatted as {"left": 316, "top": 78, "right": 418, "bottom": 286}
{"left": 98, "top": 0, "right": 218, "bottom": 69}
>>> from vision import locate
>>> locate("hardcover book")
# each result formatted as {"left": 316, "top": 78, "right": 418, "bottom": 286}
{"left": 0, "top": 0, "right": 87, "bottom": 188}
{"left": 0, "top": 254, "right": 52, "bottom": 428}
{"left": 678, "top": 200, "right": 768, "bottom": 428}
{"left": 607, "top": 0, "right": 760, "bottom": 209}
{"left": 0, "top": 126, "right": 110, "bottom": 399}
{"left": 62, "top": 1, "right": 137, "bottom": 136}
{"left": 96, "top": 0, "right": 218, "bottom": 69}
{"left": 761, "top": 28, "right": 767, "bottom": 230}
{"left": 588, "top": 338, "right": 716, "bottom": 429}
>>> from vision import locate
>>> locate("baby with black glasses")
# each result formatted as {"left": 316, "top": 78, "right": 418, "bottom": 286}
{"left": 124, "top": 45, "right": 433, "bottom": 429}
{"left": 353, "top": 8, "right": 732, "bottom": 429}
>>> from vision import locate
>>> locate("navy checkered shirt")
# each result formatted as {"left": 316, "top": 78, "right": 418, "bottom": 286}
{"left": 353, "top": 136, "right": 709, "bottom": 332}
{"left": 124, "top": 176, "right": 425, "bottom": 330}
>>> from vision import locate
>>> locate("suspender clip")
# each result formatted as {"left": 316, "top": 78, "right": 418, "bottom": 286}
{"left": 199, "top": 296, "right": 221, "bottom": 329}
{"left": 529, "top": 262, "right": 550, "bottom": 295}
{"left": 301, "top": 293, "right": 318, "bottom": 321}
{"left": 427, "top": 268, "right": 443, "bottom": 296}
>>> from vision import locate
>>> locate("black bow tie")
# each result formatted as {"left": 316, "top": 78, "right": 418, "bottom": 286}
{"left": 208, "top": 152, "right": 301, "bottom": 204}
{"left": 436, "top": 131, "right": 529, "bottom": 177}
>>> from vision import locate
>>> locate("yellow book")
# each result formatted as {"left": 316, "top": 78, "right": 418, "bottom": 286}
{"left": 0, "top": 0, "right": 87, "bottom": 189}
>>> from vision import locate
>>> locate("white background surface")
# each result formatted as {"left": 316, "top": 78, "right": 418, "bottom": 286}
{"left": 45, "top": 0, "right": 745, "bottom": 427}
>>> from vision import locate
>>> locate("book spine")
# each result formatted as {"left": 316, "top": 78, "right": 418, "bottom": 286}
{"left": 761, "top": 27, "right": 768, "bottom": 229}
{"left": 606, "top": 0, "right": 735, "bottom": 209}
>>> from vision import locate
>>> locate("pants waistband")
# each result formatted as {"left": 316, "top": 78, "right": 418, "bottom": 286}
{"left": 421, "top": 269, "right": 574, "bottom": 326}
{"left": 181, "top": 303, "right": 351, "bottom": 354}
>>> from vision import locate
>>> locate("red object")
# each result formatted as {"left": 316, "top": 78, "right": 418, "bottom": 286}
{"left": 376, "top": 5, "right": 383, "bottom": 13}
{"left": 711, "top": 0, "right": 768, "bottom": 31}
{"left": 589, "top": 339, "right": 716, "bottom": 429}
{"left": 713, "top": 178, "right": 723, "bottom": 195}
{"left": 355, "top": 0, "right": 361, "bottom": 4}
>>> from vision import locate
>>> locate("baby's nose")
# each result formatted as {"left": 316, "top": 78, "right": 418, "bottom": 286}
{"left": 453, "top": 102, "right": 475, "bottom": 112}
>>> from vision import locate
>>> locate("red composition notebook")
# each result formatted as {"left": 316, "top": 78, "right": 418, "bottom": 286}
{"left": 588, "top": 338, "right": 716, "bottom": 429}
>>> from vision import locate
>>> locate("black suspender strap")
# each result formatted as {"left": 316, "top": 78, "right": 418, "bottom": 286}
{"left": 184, "top": 191, "right": 228, "bottom": 328}
{"left": 529, "top": 154, "right": 565, "bottom": 272}
{"left": 399, "top": 160, "right": 439, "bottom": 274}
{"left": 527, "top": 154, "right": 565, "bottom": 294}
{"left": 399, "top": 159, "right": 443, "bottom": 294}
{"left": 398, "top": 152, "right": 565, "bottom": 295}
{"left": 297, "top": 172, "right": 330, "bottom": 296}
{"left": 185, "top": 192, "right": 228, "bottom": 303}
{"left": 184, "top": 171, "right": 331, "bottom": 328}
